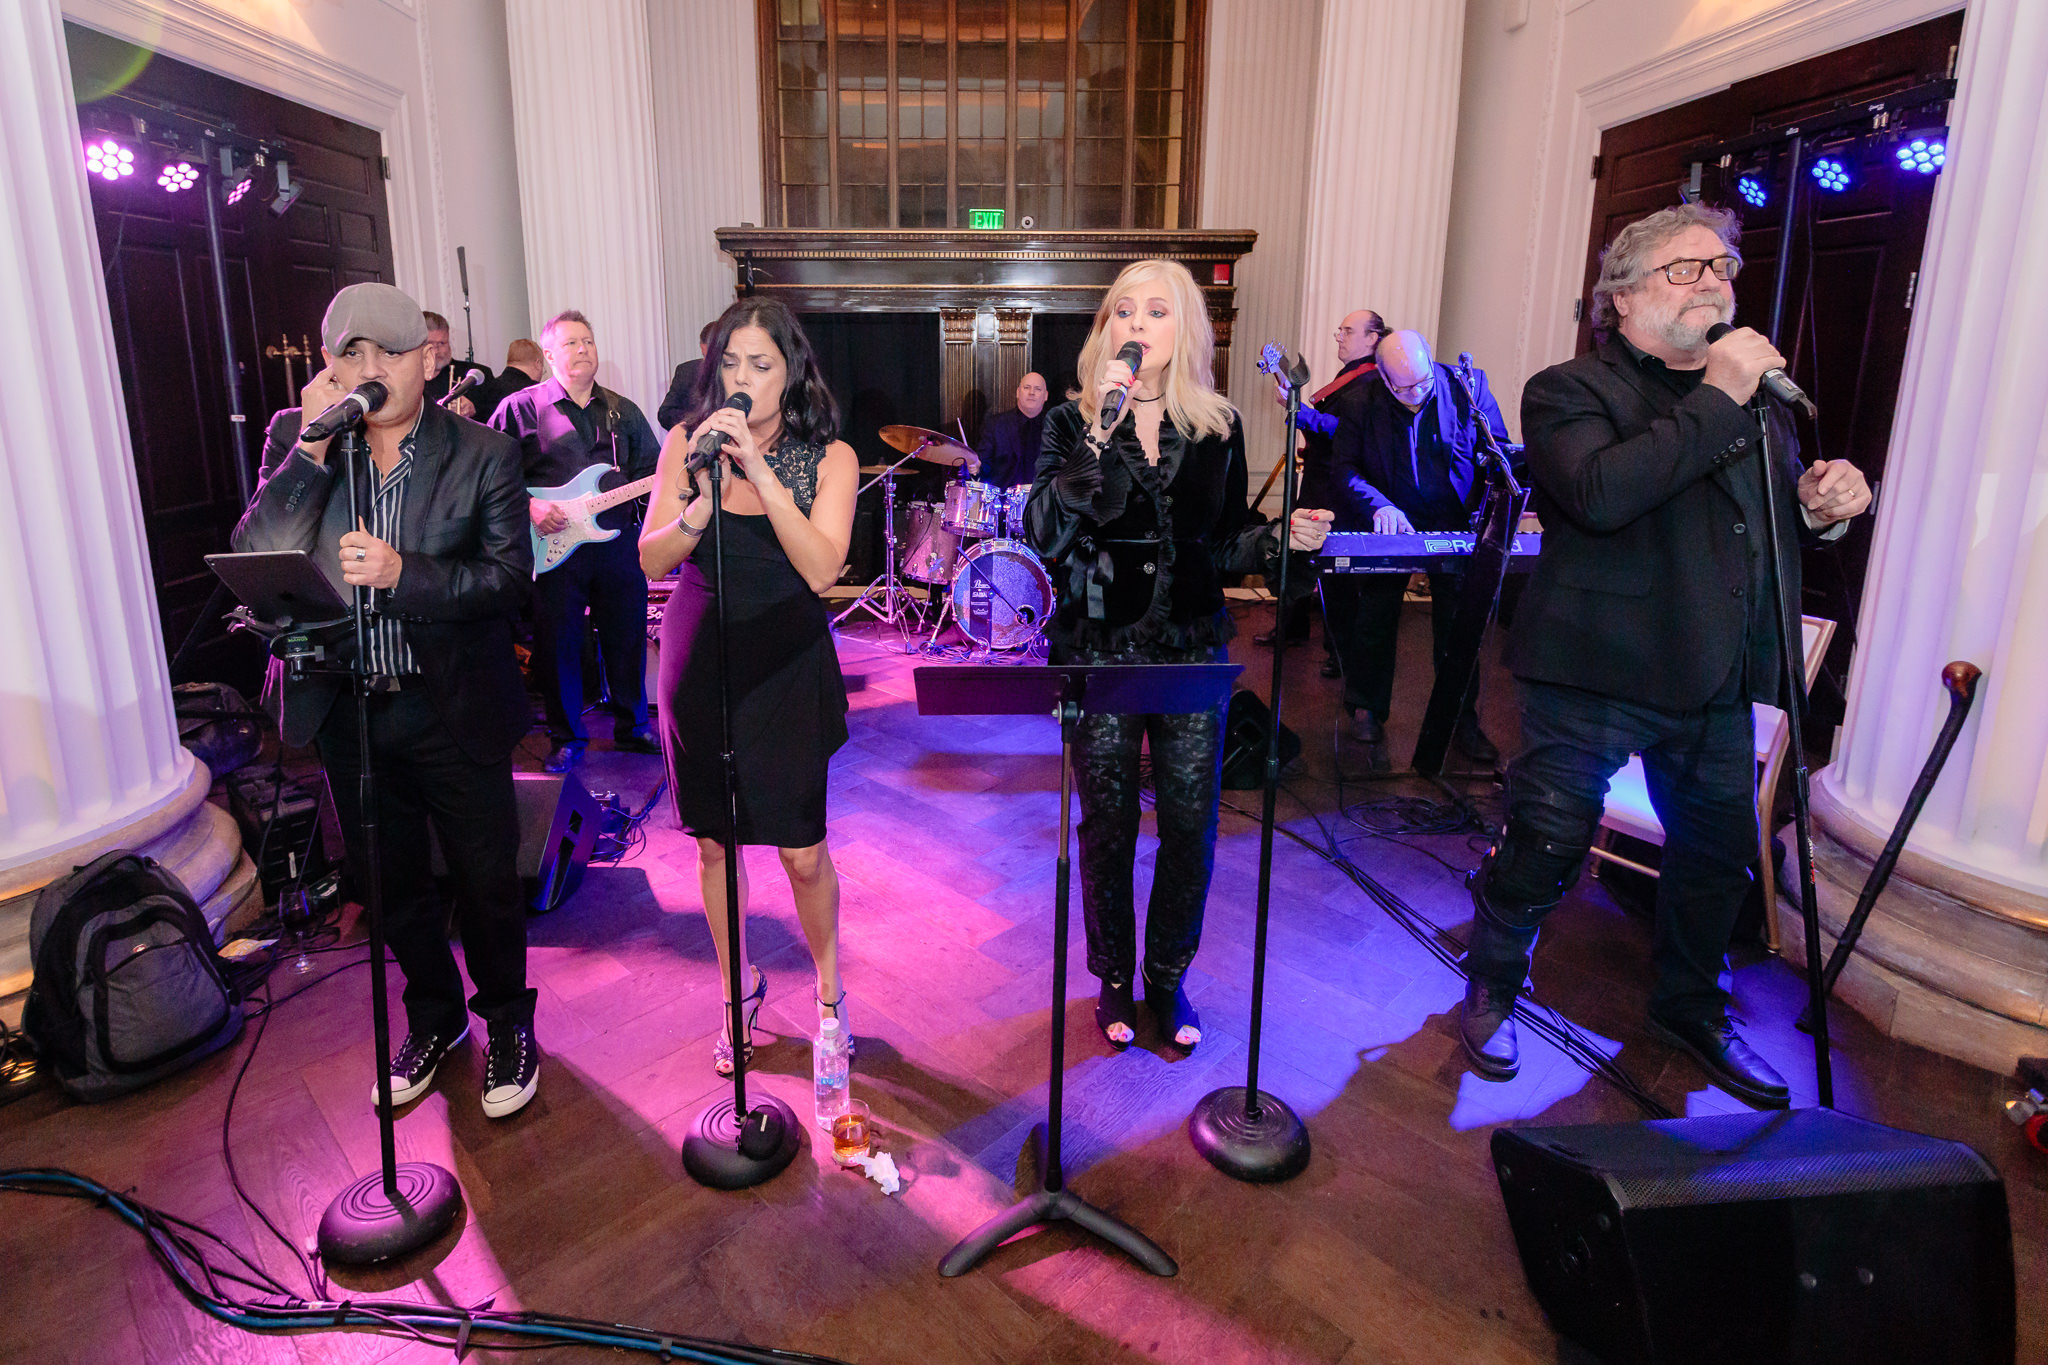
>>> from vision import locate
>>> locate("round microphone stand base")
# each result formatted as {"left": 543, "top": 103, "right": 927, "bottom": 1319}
{"left": 1189, "top": 1086, "right": 1311, "bottom": 1184}
{"left": 317, "top": 1162, "right": 463, "bottom": 1266}
{"left": 682, "top": 1092, "right": 803, "bottom": 1190}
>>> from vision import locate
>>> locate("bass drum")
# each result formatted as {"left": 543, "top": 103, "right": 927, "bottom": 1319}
{"left": 949, "top": 539, "right": 1054, "bottom": 651}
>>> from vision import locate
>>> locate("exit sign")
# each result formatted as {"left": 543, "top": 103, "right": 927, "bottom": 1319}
{"left": 968, "top": 208, "right": 1005, "bottom": 230}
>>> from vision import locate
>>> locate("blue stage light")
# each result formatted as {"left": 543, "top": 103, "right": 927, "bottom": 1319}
{"left": 1736, "top": 175, "right": 1768, "bottom": 207}
{"left": 1811, "top": 158, "right": 1851, "bottom": 192}
{"left": 1894, "top": 137, "right": 1946, "bottom": 175}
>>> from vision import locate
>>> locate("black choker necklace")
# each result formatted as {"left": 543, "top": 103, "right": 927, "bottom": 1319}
{"left": 1132, "top": 392, "right": 1165, "bottom": 402}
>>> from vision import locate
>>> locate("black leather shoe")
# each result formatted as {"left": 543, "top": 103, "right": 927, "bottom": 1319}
{"left": 1350, "top": 711, "right": 1392, "bottom": 773}
{"left": 1253, "top": 626, "right": 1311, "bottom": 647}
{"left": 1649, "top": 1013, "right": 1790, "bottom": 1110}
{"left": 1453, "top": 714, "right": 1500, "bottom": 766}
{"left": 541, "top": 740, "right": 585, "bottom": 774}
{"left": 1459, "top": 977, "right": 1520, "bottom": 1080}
{"left": 614, "top": 726, "right": 660, "bottom": 755}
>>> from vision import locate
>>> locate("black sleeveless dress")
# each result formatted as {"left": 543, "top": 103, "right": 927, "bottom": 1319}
{"left": 658, "top": 440, "right": 849, "bottom": 846}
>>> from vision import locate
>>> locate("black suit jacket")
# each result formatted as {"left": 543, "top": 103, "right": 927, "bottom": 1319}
{"left": 1328, "top": 362, "right": 1511, "bottom": 531}
{"left": 1296, "top": 358, "right": 1375, "bottom": 526}
{"left": 232, "top": 404, "right": 534, "bottom": 763}
{"left": 974, "top": 406, "right": 1047, "bottom": 489}
{"left": 657, "top": 357, "right": 704, "bottom": 432}
{"left": 1503, "top": 337, "right": 1808, "bottom": 712}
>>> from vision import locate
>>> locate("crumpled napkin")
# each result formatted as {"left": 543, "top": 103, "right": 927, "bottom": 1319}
{"left": 846, "top": 1149, "right": 900, "bottom": 1195}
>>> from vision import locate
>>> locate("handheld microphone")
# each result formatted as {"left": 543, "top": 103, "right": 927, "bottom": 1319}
{"left": 301, "top": 381, "right": 389, "bottom": 442}
{"left": 1704, "top": 323, "right": 1816, "bottom": 417}
{"left": 686, "top": 391, "right": 754, "bottom": 477}
{"left": 438, "top": 369, "right": 483, "bottom": 407}
{"left": 1099, "top": 341, "right": 1149, "bottom": 425}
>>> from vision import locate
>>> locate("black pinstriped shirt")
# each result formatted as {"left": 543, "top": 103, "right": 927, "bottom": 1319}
{"left": 363, "top": 414, "right": 421, "bottom": 677}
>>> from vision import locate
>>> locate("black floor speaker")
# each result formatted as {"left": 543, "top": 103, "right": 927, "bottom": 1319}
{"left": 1492, "top": 1109, "right": 2014, "bottom": 1365}
{"left": 430, "top": 771, "right": 601, "bottom": 913}
{"left": 1219, "top": 688, "right": 1301, "bottom": 790}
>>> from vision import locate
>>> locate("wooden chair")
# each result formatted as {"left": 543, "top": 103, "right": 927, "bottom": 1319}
{"left": 1587, "top": 616, "right": 1836, "bottom": 951}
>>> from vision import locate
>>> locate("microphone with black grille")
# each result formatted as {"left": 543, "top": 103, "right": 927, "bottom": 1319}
{"left": 1704, "top": 323, "right": 1816, "bottom": 417}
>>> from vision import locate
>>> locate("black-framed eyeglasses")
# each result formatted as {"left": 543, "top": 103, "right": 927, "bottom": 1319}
{"left": 1651, "top": 255, "right": 1741, "bottom": 285}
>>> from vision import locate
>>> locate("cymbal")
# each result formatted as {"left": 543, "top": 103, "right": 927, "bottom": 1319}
{"left": 878, "top": 423, "right": 978, "bottom": 467}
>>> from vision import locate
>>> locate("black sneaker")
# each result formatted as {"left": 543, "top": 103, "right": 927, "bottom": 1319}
{"left": 482, "top": 1022, "right": 539, "bottom": 1118}
{"left": 375, "top": 1025, "right": 468, "bottom": 1109}
{"left": 614, "top": 725, "right": 661, "bottom": 755}
{"left": 541, "top": 740, "right": 586, "bottom": 774}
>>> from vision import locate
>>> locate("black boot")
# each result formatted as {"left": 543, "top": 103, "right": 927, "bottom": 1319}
{"left": 1459, "top": 875, "right": 1540, "bottom": 1081}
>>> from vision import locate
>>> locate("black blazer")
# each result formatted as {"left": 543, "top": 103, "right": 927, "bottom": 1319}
{"left": 657, "top": 357, "right": 703, "bottom": 433}
{"left": 1025, "top": 401, "right": 1274, "bottom": 652}
{"left": 232, "top": 403, "right": 534, "bottom": 763}
{"left": 1328, "top": 362, "right": 1511, "bottom": 531}
{"left": 1503, "top": 337, "right": 1807, "bottom": 712}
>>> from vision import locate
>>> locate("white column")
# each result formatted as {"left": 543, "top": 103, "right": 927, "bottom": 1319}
{"left": 647, "top": 0, "right": 761, "bottom": 399}
{"left": 1789, "top": 0, "right": 2048, "bottom": 1070}
{"left": 1, "top": 0, "right": 247, "bottom": 1003}
{"left": 505, "top": 0, "right": 670, "bottom": 414}
{"left": 1295, "top": 0, "right": 1467, "bottom": 385}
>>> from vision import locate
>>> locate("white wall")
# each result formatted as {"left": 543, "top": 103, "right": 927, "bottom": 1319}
{"left": 63, "top": 0, "right": 530, "bottom": 362}
{"left": 648, "top": 0, "right": 762, "bottom": 401}
{"left": 1439, "top": 0, "right": 1963, "bottom": 435}
{"left": 1199, "top": 0, "right": 1323, "bottom": 483}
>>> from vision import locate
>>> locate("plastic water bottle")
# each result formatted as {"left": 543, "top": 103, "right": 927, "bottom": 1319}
{"left": 813, "top": 1016, "right": 851, "bottom": 1130}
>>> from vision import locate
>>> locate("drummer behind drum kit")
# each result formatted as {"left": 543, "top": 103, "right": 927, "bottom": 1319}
{"left": 834, "top": 423, "right": 1055, "bottom": 655}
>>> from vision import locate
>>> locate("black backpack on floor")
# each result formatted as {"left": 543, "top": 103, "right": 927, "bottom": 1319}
{"left": 23, "top": 850, "right": 243, "bottom": 1102}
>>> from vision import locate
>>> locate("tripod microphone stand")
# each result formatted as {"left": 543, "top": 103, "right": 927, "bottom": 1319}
{"left": 317, "top": 424, "right": 463, "bottom": 1265}
{"left": 833, "top": 449, "right": 927, "bottom": 636}
{"left": 1188, "top": 347, "right": 1312, "bottom": 1182}
{"left": 682, "top": 451, "right": 803, "bottom": 1189}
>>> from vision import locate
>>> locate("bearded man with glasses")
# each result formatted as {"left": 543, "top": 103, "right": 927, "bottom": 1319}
{"left": 1459, "top": 202, "right": 1870, "bottom": 1107}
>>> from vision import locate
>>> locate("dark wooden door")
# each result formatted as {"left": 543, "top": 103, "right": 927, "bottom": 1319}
{"left": 1577, "top": 12, "right": 1963, "bottom": 729}
{"left": 67, "top": 24, "right": 396, "bottom": 693}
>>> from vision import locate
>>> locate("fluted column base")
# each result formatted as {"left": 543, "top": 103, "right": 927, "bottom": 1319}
{"left": 0, "top": 758, "right": 260, "bottom": 1025}
{"left": 1775, "top": 778, "right": 2048, "bottom": 1075}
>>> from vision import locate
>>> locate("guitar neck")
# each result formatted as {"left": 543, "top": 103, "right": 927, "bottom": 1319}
{"left": 582, "top": 474, "right": 659, "bottom": 516}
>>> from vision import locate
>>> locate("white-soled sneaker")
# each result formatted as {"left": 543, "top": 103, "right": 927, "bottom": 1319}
{"left": 481, "top": 1022, "right": 538, "bottom": 1119}
{"left": 375, "top": 1025, "right": 468, "bottom": 1110}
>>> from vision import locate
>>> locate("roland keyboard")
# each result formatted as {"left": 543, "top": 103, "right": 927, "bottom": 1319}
{"left": 1314, "top": 530, "right": 1542, "bottom": 575}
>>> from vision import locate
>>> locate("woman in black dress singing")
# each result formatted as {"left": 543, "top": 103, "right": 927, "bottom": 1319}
{"left": 640, "top": 299, "right": 858, "bottom": 1076}
{"left": 1027, "top": 259, "right": 1332, "bottom": 1053}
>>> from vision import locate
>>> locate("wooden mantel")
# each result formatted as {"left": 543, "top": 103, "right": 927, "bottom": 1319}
{"left": 713, "top": 228, "right": 1258, "bottom": 425}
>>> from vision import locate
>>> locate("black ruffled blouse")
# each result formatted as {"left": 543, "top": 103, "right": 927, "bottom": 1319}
{"left": 1025, "top": 399, "right": 1280, "bottom": 654}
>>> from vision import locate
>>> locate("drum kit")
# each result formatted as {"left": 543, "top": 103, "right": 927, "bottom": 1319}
{"left": 833, "top": 423, "right": 1055, "bottom": 655}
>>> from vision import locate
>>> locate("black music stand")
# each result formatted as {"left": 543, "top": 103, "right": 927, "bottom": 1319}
{"left": 915, "top": 662, "right": 1240, "bottom": 1278}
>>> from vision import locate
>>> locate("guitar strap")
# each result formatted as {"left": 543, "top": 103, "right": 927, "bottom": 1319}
{"left": 1309, "top": 362, "right": 1374, "bottom": 407}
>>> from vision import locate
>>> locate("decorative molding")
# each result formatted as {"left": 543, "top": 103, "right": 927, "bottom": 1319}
{"left": 993, "top": 308, "right": 1031, "bottom": 347}
{"left": 938, "top": 308, "right": 979, "bottom": 346}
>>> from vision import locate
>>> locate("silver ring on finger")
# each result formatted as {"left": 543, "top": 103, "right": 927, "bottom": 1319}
{"left": 356, "top": 548, "right": 368, "bottom": 561}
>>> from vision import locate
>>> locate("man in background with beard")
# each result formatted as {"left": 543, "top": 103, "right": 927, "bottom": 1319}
{"left": 1458, "top": 203, "right": 1870, "bottom": 1108}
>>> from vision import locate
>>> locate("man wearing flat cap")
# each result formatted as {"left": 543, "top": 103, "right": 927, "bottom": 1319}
{"left": 233, "top": 282, "right": 542, "bottom": 1120}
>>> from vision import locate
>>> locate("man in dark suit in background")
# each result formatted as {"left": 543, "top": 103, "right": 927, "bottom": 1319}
{"left": 1321, "top": 328, "right": 1511, "bottom": 771}
{"left": 656, "top": 319, "right": 717, "bottom": 433}
{"left": 1461, "top": 203, "right": 1870, "bottom": 1103}
{"left": 472, "top": 337, "right": 546, "bottom": 425}
{"left": 421, "top": 310, "right": 491, "bottom": 417}
{"left": 974, "top": 371, "right": 1050, "bottom": 489}
{"left": 233, "top": 283, "right": 540, "bottom": 1119}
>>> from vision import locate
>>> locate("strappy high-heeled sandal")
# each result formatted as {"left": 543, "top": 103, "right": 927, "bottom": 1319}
{"left": 713, "top": 966, "right": 768, "bottom": 1078}
{"left": 817, "top": 989, "right": 855, "bottom": 1057}
{"left": 1144, "top": 971, "right": 1201, "bottom": 1052}
{"left": 1095, "top": 977, "right": 1137, "bottom": 1051}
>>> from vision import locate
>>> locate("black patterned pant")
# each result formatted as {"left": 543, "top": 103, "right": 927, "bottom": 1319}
{"left": 1063, "top": 644, "right": 1226, "bottom": 992}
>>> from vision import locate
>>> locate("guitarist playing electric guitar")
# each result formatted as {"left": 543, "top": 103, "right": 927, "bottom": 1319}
{"left": 490, "top": 310, "right": 663, "bottom": 773}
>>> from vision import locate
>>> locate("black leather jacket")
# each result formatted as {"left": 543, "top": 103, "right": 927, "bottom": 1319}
{"left": 1025, "top": 400, "right": 1278, "bottom": 654}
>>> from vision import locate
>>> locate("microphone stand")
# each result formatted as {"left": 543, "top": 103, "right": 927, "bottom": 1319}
{"left": 1188, "top": 350, "right": 1312, "bottom": 1183}
{"left": 682, "top": 450, "right": 802, "bottom": 1189}
{"left": 317, "top": 424, "right": 464, "bottom": 1265}
{"left": 1750, "top": 396, "right": 1834, "bottom": 1110}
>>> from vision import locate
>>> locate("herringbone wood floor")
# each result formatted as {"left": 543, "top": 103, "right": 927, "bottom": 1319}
{"left": 3, "top": 606, "right": 2041, "bottom": 1364}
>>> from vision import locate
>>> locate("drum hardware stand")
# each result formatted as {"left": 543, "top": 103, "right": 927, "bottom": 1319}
{"left": 833, "top": 448, "right": 928, "bottom": 636}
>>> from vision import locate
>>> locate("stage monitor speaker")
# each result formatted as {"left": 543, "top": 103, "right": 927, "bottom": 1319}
{"left": 1220, "top": 688, "right": 1301, "bottom": 790}
{"left": 1492, "top": 1109, "right": 2014, "bottom": 1365}
{"left": 430, "top": 772, "right": 601, "bottom": 914}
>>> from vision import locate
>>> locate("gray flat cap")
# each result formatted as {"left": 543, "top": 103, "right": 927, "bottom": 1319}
{"left": 321, "top": 283, "right": 428, "bottom": 356}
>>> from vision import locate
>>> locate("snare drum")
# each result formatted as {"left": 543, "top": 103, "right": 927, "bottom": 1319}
{"left": 949, "top": 539, "right": 1055, "bottom": 651}
{"left": 942, "top": 479, "right": 1001, "bottom": 537}
{"left": 1001, "top": 484, "right": 1033, "bottom": 538}
{"left": 901, "top": 501, "right": 961, "bottom": 583}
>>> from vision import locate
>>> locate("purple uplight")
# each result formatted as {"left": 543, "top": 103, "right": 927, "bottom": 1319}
{"left": 158, "top": 161, "right": 198, "bottom": 193}
{"left": 84, "top": 138, "right": 136, "bottom": 182}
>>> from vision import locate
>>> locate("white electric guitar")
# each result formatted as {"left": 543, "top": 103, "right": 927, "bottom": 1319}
{"left": 528, "top": 465, "right": 659, "bottom": 575}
